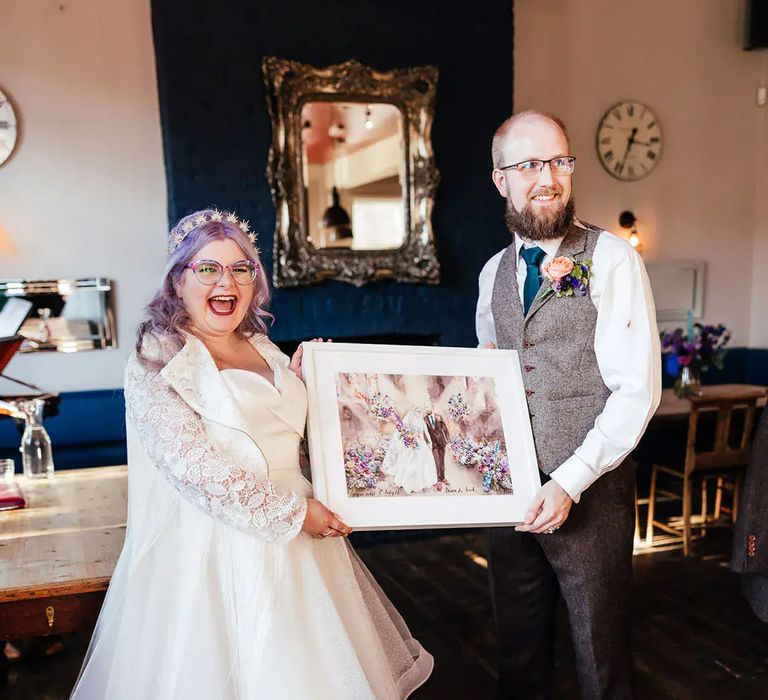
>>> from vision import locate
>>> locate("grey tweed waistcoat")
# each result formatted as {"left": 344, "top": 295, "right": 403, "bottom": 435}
{"left": 492, "top": 223, "right": 611, "bottom": 475}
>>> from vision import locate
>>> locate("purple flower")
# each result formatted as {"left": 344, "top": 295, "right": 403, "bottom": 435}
{"left": 661, "top": 322, "right": 730, "bottom": 377}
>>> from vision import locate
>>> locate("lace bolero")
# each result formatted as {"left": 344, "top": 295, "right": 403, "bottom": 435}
{"left": 124, "top": 350, "right": 307, "bottom": 543}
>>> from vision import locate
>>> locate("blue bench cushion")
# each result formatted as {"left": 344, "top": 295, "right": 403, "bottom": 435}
{"left": 0, "top": 389, "right": 127, "bottom": 471}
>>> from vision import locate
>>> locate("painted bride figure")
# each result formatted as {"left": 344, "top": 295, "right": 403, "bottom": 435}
{"left": 71, "top": 210, "right": 432, "bottom": 699}
{"left": 381, "top": 407, "right": 438, "bottom": 493}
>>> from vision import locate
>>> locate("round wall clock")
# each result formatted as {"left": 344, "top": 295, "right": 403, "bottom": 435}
{"left": 0, "top": 87, "right": 18, "bottom": 167}
{"left": 596, "top": 101, "right": 661, "bottom": 181}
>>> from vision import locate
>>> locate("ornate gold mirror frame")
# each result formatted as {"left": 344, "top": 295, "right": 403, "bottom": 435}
{"left": 263, "top": 57, "right": 440, "bottom": 287}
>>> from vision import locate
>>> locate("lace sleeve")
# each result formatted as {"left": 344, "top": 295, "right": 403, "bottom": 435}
{"left": 124, "top": 355, "right": 307, "bottom": 543}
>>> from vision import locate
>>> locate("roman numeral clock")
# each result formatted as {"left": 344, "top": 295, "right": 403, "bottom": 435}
{"left": 596, "top": 101, "right": 661, "bottom": 181}
{"left": 0, "top": 86, "right": 18, "bottom": 167}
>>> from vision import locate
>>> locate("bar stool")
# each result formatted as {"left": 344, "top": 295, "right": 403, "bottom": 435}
{"left": 645, "top": 388, "right": 765, "bottom": 556}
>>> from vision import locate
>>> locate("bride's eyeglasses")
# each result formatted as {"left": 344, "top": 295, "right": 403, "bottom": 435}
{"left": 185, "top": 259, "right": 259, "bottom": 286}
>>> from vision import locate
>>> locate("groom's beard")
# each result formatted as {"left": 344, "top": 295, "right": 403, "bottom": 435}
{"left": 505, "top": 194, "right": 575, "bottom": 242}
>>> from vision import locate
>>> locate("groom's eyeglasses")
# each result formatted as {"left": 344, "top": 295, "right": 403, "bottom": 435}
{"left": 497, "top": 156, "right": 576, "bottom": 179}
{"left": 185, "top": 259, "right": 259, "bottom": 285}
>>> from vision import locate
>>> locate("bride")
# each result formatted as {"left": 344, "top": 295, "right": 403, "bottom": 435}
{"left": 70, "top": 209, "right": 432, "bottom": 699}
{"left": 381, "top": 406, "right": 438, "bottom": 493}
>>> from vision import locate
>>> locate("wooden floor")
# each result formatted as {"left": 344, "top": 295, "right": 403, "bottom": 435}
{"left": 2, "top": 530, "right": 767, "bottom": 699}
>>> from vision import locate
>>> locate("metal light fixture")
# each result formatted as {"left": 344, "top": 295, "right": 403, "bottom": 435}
{"left": 318, "top": 106, "right": 353, "bottom": 245}
{"left": 619, "top": 210, "right": 642, "bottom": 252}
{"left": 319, "top": 186, "right": 353, "bottom": 242}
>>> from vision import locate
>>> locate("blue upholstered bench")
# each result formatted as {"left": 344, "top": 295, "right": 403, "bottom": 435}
{"left": 0, "top": 389, "right": 127, "bottom": 473}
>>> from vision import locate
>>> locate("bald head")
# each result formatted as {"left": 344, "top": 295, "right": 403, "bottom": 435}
{"left": 491, "top": 111, "right": 570, "bottom": 169}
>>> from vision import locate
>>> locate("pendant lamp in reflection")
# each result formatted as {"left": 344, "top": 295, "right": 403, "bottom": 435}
{"left": 320, "top": 186, "right": 353, "bottom": 241}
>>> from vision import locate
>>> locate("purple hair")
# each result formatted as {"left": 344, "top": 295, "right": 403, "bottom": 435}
{"left": 136, "top": 208, "right": 273, "bottom": 370}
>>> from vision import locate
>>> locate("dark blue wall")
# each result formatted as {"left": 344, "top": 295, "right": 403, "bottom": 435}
{"left": 150, "top": 0, "right": 514, "bottom": 347}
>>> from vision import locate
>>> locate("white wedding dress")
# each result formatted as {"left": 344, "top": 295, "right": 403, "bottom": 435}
{"left": 71, "top": 335, "right": 433, "bottom": 700}
{"left": 381, "top": 408, "right": 438, "bottom": 493}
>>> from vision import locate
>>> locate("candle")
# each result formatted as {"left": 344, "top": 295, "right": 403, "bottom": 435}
{"left": 687, "top": 309, "right": 694, "bottom": 341}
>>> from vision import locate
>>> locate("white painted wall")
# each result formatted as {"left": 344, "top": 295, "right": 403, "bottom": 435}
{"left": 0, "top": 0, "right": 167, "bottom": 392}
{"left": 514, "top": 0, "right": 768, "bottom": 347}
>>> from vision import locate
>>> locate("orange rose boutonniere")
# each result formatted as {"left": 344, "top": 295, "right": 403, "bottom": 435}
{"left": 542, "top": 256, "right": 593, "bottom": 298}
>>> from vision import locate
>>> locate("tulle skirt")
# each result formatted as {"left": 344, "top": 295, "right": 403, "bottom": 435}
{"left": 71, "top": 482, "right": 432, "bottom": 699}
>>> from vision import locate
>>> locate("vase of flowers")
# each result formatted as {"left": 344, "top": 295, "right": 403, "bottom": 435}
{"left": 676, "top": 364, "right": 702, "bottom": 398}
{"left": 660, "top": 322, "right": 731, "bottom": 399}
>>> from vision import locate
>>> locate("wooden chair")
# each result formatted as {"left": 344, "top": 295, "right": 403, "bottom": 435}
{"left": 645, "top": 388, "right": 765, "bottom": 556}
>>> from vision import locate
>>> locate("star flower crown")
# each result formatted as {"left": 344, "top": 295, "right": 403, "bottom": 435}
{"left": 168, "top": 210, "right": 259, "bottom": 254}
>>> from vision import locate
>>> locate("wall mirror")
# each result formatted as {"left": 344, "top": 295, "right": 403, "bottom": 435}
{"left": 263, "top": 57, "right": 440, "bottom": 287}
{"left": 0, "top": 278, "right": 116, "bottom": 353}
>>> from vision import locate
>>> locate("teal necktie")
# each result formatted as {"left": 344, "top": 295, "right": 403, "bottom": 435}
{"left": 520, "top": 246, "right": 546, "bottom": 315}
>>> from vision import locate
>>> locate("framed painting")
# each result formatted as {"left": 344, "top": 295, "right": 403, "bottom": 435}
{"left": 302, "top": 343, "right": 540, "bottom": 529}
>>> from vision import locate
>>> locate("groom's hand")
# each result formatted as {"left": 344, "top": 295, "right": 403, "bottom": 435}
{"left": 516, "top": 480, "right": 573, "bottom": 534}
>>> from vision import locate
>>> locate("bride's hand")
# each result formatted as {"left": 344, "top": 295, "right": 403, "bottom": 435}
{"left": 288, "top": 338, "right": 332, "bottom": 379}
{"left": 301, "top": 498, "right": 352, "bottom": 538}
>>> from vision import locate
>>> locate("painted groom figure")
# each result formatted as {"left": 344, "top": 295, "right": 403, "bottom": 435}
{"left": 476, "top": 111, "right": 661, "bottom": 699}
{"left": 424, "top": 402, "right": 451, "bottom": 485}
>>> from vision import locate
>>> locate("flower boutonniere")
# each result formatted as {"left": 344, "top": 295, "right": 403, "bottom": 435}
{"left": 541, "top": 256, "right": 593, "bottom": 298}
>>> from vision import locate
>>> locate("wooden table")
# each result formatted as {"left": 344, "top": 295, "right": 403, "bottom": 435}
{"left": 654, "top": 383, "right": 767, "bottom": 419}
{"left": 0, "top": 466, "right": 127, "bottom": 639}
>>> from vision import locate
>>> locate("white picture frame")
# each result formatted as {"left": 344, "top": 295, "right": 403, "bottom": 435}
{"left": 302, "top": 342, "right": 541, "bottom": 530}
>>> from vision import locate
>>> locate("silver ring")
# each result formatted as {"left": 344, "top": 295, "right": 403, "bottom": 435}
{"left": 321, "top": 528, "right": 333, "bottom": 537}
{"left": 546, "top": 526, "right": 558, "bottom": 535}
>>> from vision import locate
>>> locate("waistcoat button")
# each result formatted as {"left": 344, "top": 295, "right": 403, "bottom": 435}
{"left": 524, "top": 365, "right": 534, "bottom": 372}
{"left": 525, "top": 388, "right": 535, "bottom": 397}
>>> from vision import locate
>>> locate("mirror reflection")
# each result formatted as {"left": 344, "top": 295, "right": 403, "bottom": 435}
{"left": 301, "top": 101, "right": 405, "bottom": 250}
{"left": 0, "top": 278, "right": 116, "bottom": 353}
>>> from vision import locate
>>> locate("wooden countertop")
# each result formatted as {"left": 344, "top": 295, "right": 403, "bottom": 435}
{"left": 0, "top": 465, "right": 127, "bottom": 603}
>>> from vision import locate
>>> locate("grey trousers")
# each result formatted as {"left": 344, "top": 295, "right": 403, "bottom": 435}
{"left": 489, "top": 462, "right": 635, "bottom": 700}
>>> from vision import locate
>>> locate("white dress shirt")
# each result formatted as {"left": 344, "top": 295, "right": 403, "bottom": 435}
{"left": 475, "top": 221, "right": 662, "bottom": 502}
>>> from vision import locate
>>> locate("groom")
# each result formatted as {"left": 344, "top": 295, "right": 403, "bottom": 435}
{"left": 423, "top": 401, "right": 451, "bottom": 486}
{"left": 476, "top": 111, "right": 660, "bottom": 699}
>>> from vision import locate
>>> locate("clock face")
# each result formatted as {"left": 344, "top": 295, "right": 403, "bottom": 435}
{"left": 0, "top": 88, "right": 18, "bottom": 167}
{"left": 596, "top": 101, "right": 661, "bottom": 181}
